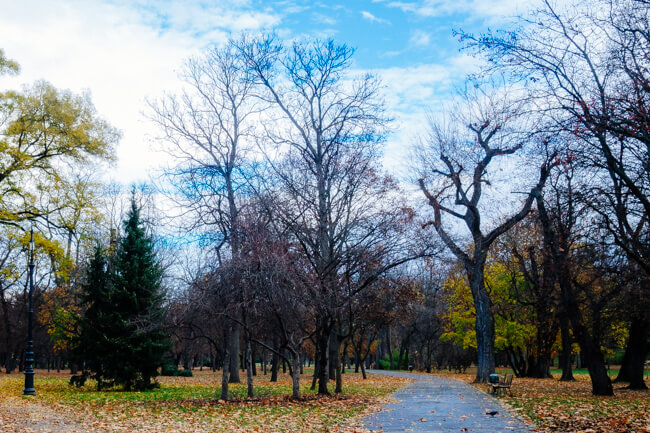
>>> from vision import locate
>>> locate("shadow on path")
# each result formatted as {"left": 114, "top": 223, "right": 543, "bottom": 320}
{"left": 363, "top": 370, "right": 532, "bottom": 433}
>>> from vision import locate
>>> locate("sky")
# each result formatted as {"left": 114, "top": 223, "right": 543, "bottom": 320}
{"left": 0, "top": 0, "right": 537, "bottom": 184}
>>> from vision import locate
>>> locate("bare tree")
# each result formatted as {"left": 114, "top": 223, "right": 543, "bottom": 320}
{"left": 234, "top": 35, "right": 417, "bottom": 394}
{"left": 149, "top": 44, "right": 259, "bottom": 387}
{"left": 416, "top": 83, "right": 554, "bottom": 382}
{"left": 460, "top": 0, "right": 649, "bottom": 392}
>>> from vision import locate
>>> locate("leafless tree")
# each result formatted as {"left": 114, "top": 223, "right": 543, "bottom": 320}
{"left": 416, "top": 82, "right": 554, "bottom": 383}
{"left": 149, "top": 44, "right": 259, "bottom": 388}
{"left": 234, "top": 35, "right": 418, "bottom": 394}
{"left": 459, "top": 0, "right": 649, "bottom": 393}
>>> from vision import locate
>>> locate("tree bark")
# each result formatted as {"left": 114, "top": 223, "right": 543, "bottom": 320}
{"left": 468, "top": 264, "right": 496, "bottom": 383}
{"left": 221, "top": 336, "right": 231, "bottom": 400}
{"left": 270, "top": 347, "right": 279, "bottom": 382}
{"left": 291, "top": 351, "right": 301, "bottom": 400}
{"left": 615, "top": 315, "right": 648, "bottom": 389}
{"left": 385, "top": 327, "right": 393, "bottom": 370}
{"left": 251, "top": 343, "right": 257, "bottom": 376}
{"left": 561, "top": 276, "right": 613, "bottom": 395}
{"left": 310, "top": 346, "right": 319, "bottom": 390}
{"left": 317, "top": 327, "right": 331, "bottom": 395}
{"left": 328, "top": 331, "right": 337, "bottom": 379}
{"left": 559, "top": 311, "right": 575, "bottom": 381}
{"left": 335, "top": 340, "right": 343, "bottom": 394}
{"left": 246, "top": 339, "right": 254, "bottom": 397}
{"left": 229, "top": 324, "right": 241, "bottom": 383}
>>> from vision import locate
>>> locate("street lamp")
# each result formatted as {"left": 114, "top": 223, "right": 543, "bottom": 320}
{"left": 23, "top": 228, "right": 36, "bottom": 396}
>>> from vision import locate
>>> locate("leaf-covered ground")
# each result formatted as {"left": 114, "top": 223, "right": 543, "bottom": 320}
{"left": 434, "top": 371, "right": 650, "bottom": 433}
{"left": 0, "top": 370, "right": 409, "bottom": 433}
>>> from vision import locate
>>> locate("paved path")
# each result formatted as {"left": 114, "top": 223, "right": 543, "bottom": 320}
{"left": 363, "top": 371, "right": 532, "bottom": 433}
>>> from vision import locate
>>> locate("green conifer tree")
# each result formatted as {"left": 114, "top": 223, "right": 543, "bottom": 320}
{"left": 75, "top": 197, "right": 170, "bottom": 390}
{"left": 74, "top": 244, "right": 113, "bottom": 390}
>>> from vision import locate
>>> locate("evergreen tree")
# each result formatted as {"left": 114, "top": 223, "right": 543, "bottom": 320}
{"left": 75, "top": 197, "right": 170, "bottom": 390}
{"left": 73, "top": 244, "right": 113, "bottom": 390}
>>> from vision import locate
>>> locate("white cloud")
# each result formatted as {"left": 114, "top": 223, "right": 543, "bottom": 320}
{"left": 386, "top": 0, "right": 535, "bottom": 19}
{"left": 361, "top": 10, "right": 391, "bottom": 25}
{"left": 367, "top": 57, "right": 478, "bottom": 176}
{"left": 0, "top": 0, "right": 282, "bottom": 185}
{"left": 409, "top": 29, "right": 431, "bottom": 47}
{"left": 313, "top": 13, "right": 338, "bottom": 26}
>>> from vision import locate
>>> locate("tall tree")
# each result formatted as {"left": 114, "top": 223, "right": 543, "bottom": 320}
{"left": 235, "top": 35, "right": 414, "bottom": 394}
{"left": 73, "top": 244, "right": 112, "bottom": 389}
{"left": 74, "top": 198, "right": 170, "bottom": 391}
{"left": 0, "top": 80, "right": 118, "bottom": 227}
{"left": 148, "top": 43, "right": 257, "bottom": 386}
{"left": 461, "top": 0, "right": 648, "bottom": 392}
{"left": 416, "top": 83, "right": 554, "bottom": 382}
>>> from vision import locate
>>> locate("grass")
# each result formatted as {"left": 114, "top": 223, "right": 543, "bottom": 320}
{"left": 0, "top": 369, "right": 410, "bottom": 433}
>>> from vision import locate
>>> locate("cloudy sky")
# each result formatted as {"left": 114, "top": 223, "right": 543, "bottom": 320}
{"left": 0, "top": 0, "right": 535, "bottom": 183}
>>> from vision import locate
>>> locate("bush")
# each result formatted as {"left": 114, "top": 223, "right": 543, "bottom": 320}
{"left": 160, "top": 365, "right": 193, "bottom": 377}
{"left": 160, "top": 364, "right": 178, "bottom": 376}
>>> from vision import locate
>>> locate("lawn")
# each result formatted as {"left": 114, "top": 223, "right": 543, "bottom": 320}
{"left": 433, "top": 370, "right": 650, "bottom": 433}
{"left": 0, "top": 369, "right": 410, "bottom": 433}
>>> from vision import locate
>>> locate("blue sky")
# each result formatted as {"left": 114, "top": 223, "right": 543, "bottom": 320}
{"left": 0, "top": 0, "right": 535, "bottom": 182}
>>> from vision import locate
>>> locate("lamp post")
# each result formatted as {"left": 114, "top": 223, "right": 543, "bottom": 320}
{"left": 23, "top": 228, "right": 35, "bottom": 396}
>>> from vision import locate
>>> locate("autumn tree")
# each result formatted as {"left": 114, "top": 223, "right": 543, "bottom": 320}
{"left": 235, "top": 35, "right": 417, "bottom": 394}
{"left": 0, "top": 50, "right": 117, "bottom": 375}
{"left": 416, "top": 82, "right": 554, "bottom": 382}
{"left": 0, "top": 79, "right": 118, "bottom": 227}
{"left": 460, "top": 0, "right": 649, "bottom": 392}
{"left": 235, "top": 205, "right": 313, "bottom": 399}
{"left": 148, "top": 43, "right": 259, "bottom": 387}
{"left": 497, "top": 214, "right": 559, "bottom": 378}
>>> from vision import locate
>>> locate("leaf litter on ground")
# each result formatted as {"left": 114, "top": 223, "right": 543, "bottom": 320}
{"left": 0, "top": 369, "right": 410, "bottom": 433}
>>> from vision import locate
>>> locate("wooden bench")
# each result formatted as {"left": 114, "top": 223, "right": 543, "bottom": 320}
{"left": 488, "top": 373, "right": 513, "bottom": 396}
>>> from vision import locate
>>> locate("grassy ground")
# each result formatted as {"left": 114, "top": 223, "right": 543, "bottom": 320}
{"left": 0, "top": 369, "right": 410, "bottom": 433}
{"left": 433, "top": 370, "right": 650, "bottom": 433}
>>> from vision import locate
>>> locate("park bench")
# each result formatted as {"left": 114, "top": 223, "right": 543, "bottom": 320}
{"left": 488, "top": 373, "right": 513, "bottom": 396}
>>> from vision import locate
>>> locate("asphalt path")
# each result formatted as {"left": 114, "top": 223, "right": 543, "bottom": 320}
{"left": 363, "top": 370, "right": 533, "bottom": 433}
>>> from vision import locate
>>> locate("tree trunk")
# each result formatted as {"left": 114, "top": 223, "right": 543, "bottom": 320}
{"left": 221, "top": 336, "right": 231, "bottom": 400}
{"left": 360, "top": 359, "right": 367, "bottom": 379}
{"left": 615, "top": 316, "right": 648, "bottom": 390}
{"left": 270, "top": 349, "right": 279, "bottom": 382}
{"left": 1, "top": 291, "right": 14, "bottom": 374}
{"left": 526, "top": 355, "right": 552, "bottom": 378}
{"left": 311, "top": 347, "right": 319, "bottom": 390}
{"left": 251, "top": 343, "right": 257, "bottom": 376}
{"left": 246, "top": 339, "right": 254, "bottom": 397}
{"left": 559, "top": 313, "right": 575, "bottom": 381}
{"left": 229, "top": 324, "right": 241, "bottom": 383}
{"left": 561, "top": 278, "right": 613, "bottom": 395}
{"left": 386, "top": 327, "right": 393, "bottom": 370}
{"left": 262, "top": 348, "right": 267, "bottom": 375}
{"left": 468, "top": 265, "right": 496, "bottom": 383}
{"left": 291, "top": 351, "right": 301, "bottom": 400}
{"left": 334, "top": 338, "right": 343, "bottom": 393}
{"left": 317, "top": 328, "right": 331, "bottom": 395}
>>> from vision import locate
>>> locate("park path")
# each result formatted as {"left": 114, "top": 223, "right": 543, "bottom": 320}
{"left": 362, "top": 370, "right": 532, "bottom": 433}
{"left": 0, "top": 397, "right": 89, "bottom": 433}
